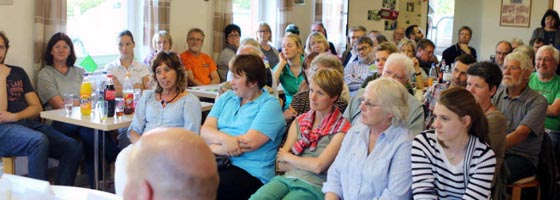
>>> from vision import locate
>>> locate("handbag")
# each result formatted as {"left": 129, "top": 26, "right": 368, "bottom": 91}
{"left": 215, "top": 155, "right": 231, "bottom": 169}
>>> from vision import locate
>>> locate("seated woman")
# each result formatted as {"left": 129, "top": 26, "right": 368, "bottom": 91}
{"left": 143, "top": 30, "right": 173, "bottom": 66}
{"left": 305, "top": 32, "right": 330, "bottom": 55}
{"left": 105, "top": 30, "right": 151, "bottom": 96}
{"left": 37, "top": 32, "right": 119, "bottom": 188}
{"left": 412, "top": 87, "right": 496, "bottom": 199}
{"left": 323, "top": 78, "right": 412, "bottom": 199}
{"left": 273, "top": 34, "right": 305, "bottom": 110}
{"left": 466, "top": 61, "right": 507, "bottom": 199}
{"left": 250, "top": 68, "right": 350, "bottom": 199}
{"left": 114, "top": 51, "right": 202, "bottom": 196}
{"left": 201, "top": 54, "right": 285, "bottom": 200}
{"left": 217, "top": 24, "right": 241, "bottom": 82}
{"left": 284, "top": 53, "right": 350, "bottom": 123}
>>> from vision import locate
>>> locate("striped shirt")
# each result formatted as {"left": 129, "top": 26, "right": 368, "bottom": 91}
{"left": 412, "top": 130, "right": 496, "bottom": 200}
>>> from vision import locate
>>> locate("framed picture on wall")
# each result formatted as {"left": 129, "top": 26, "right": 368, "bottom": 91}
{"left": 500, "top": 0, "right": 531, "bottom": 27}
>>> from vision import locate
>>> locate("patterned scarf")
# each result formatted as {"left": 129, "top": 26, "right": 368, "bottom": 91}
{"left": 291, "top": 108, "right": 351, "bottom": 155}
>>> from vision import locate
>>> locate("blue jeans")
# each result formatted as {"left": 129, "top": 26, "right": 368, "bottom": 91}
{"left": 51, "top": 121, "right": 120, "bottom": 188}
{"left": 0, "top": 119, "right": 82, "bottom": 186}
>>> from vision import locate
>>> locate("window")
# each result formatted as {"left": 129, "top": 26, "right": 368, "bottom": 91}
{"left": 427, "top": 0, "right": 455, "bottom": 58}
{"left": 232, "top": 0, "right": 260, "bottom": 42}
{"left": 67, "top": 0, "right": 143, "bottom": 69}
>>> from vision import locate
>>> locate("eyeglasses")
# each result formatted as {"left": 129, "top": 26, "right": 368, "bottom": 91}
{"left": 356, "top": 46, "right": 370, "bottom": 52}
{"left": 359, "top": 98, "right": 380, "bottom": 109}
{"left": 536, "top": 57, "right": 556, "bottom": 63}
{"left": 228, "top": 34, "right": 240, "bottom": 38}
{"left": 187, "top": 38, "right": 203, "bottom": 42}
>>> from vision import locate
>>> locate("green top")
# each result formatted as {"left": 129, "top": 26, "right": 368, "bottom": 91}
{"left": 529, "top": 73, "right": 560, "bottom": 130}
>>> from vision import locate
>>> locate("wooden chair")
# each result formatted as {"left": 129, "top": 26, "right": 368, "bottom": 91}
{"left": 1, "top": 157, "right": 15, "bottom": 174}
{"left": 507, "top": 176, "right": 541, "bottom": 200}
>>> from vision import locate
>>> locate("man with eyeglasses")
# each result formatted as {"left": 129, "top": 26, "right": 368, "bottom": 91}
{"left": 528, "top": 45, "right": 560, "bottom": 162}
{"left": 492, "top": 41, "right": 513, "bottom": 67}
{"left": 492, "top": 52, "right": 547, "bottom": 184}
{"left": 342, "top": 26, "right": 367, "bottom": 67}
{"left": 344, "top": 36, "right": 375, "bottom": 97}
{"left": 422, "top": 54, "right": 477, "bottom": 129}
{"left": 180, "top": 28, "right": 219, "bottom": 86}
{"left": 344, "top": 53, "right": 425, "bottom": 137}
{"left": 415, "top": 39, "right": 437, "bottom": 74}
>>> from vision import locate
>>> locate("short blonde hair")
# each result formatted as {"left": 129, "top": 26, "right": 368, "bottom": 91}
{"left": 397, "top": 39, "right": 416, "bottom": 54}
{"left": 284, "top": 34, "right": 304, "bottom": 55}
{"left": 310, "top": 68, "right": 343, "bottom": 101}
{"left": 365, "top": 78, "right": 409, "bottom": 126}
{"left": 305, "top": 32, "right": 329, "bottom": 55}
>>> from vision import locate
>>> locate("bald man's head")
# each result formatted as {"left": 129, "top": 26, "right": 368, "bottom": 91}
{"left": 124, "top": 128, "right": 219, "bottom": 200}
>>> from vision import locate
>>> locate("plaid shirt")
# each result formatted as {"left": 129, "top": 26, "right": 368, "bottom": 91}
{"left": 423, "top": 82, "right": 450, "bottom": 129}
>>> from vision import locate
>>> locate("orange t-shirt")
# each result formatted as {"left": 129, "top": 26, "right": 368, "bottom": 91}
{"left": 180, "top": 51, "right": 217, "bottom": 85}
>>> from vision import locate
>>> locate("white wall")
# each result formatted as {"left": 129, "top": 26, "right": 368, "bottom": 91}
{"left": 454, "top": 0, "right": 548, "bottom": 61}
{"left": 169, "top": 0, "right": 214, "bottom": 55}
{"left": 0, "top": 1, "right": 35, "bottom": 81}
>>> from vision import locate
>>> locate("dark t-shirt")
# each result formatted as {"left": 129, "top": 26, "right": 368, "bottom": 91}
{"left": 6, "top": 65, "right": 34, "bottom": 113}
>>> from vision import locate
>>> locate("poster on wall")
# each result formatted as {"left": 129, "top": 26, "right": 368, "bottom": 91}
{"left": 398, "top": 0, "right": 422, "bottom": 28}
{"left": 500, "top": 0, "right": 531, "bottom": 27}
{"left": 383, "top": 0, "right": 396, "bottom": 10}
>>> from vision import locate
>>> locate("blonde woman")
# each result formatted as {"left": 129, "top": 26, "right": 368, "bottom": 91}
{"left": 273, "top": 34, "right": 305, "bottom": 110}
{"left": 257, "top": 22, "right": 280, "bottom": 68}
{"left": 305, "top": 32, "right": 330, "bottom": 55}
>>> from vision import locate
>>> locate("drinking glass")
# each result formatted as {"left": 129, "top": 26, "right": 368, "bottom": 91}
{"left": 115, "top": 98, "right": 125, "bottom": 119}
{"left": 63, "top": 93, "right": 73, "bottom": 116}
{"left": 96, "top": 100, "right": 108, "bottom": 121}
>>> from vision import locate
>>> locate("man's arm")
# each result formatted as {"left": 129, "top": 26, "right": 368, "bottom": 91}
{"left": 209, "top": 71, "right": 220, "bottom": 84}
{"left": 186, "top": 70, "right": 204, "bottom": 86}
{"left": 0, "top": 92, "right": 42, "bottom": 123}
{"left": 505, "top": 125, "right": 532, "bottom": 149}
{"left": 546, "top": 98, "right": 560, "bottom": 117}
{"left": 0, "top": 65, "right": 8, "bottom": 111}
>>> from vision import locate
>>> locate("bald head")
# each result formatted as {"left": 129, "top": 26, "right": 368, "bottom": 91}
{"left": 124, "top": 128, "right": 219, "bottom": 200}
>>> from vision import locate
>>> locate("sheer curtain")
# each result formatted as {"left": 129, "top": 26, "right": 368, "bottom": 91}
{"left": 212, "top": 0, "right": 233, "bottom": 59}
{"left": 275, "top": 0, "right": 293, "bottom": 48}
{"left": 320, "top": 0, "right": 346, "bottom": 55}
{"left": 33, "top": 0, "right": 67, "bottom": 71}
{"left": 143, "top": 0, "right": 171, "bottom": 52}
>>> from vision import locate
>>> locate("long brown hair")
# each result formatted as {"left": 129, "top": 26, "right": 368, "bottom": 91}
{"left": 438, "top": 87, "right": 489, "bottom": 144}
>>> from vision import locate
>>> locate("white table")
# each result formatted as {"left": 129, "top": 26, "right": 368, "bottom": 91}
{"left": 200, "top": 101, "right": 213, "bottom": 112}
{"left": 188, "top": 83, "right": 285, "bottom": 100}
{"left": 41, "top": 106, "right": 133, "bottom": 190}
{"left": 51, "top": 186, "right": 121, "bottom": 200}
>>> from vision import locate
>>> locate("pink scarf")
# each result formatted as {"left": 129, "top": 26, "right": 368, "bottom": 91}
{"left": 291, "top": 108, "right": 351, "bottom": 155}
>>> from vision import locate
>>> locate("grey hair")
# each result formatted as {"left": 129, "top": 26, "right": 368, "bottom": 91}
{"left": 537, "top": 45, "right": 560, "bottom": 63}
{"left": 310, "top": 53, "right": 344, "bottom": 74}
{"left": 365, "top": 77, "right": 409, "bottom": 126}
{"left": 385, "top": 53, "right": 415, "bottom": 81}
{"left": 513, "top": 45, "right": 535, "bottom": 61}
{"left": 504, "top": 51, "right": 534, "bottom": 72}
{"left": 236, "top": 44, "right": 264, "bottom": 58}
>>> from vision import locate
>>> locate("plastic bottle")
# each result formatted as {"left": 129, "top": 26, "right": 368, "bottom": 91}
{"left": 0, "top": 166, "right": 11, "bottom": 200}
{"left": 105, "top": 74, "right": 116, "bottom": 117}
{"left": 428, "top": 63, "right": 437, "bottom": 87}
{"left": 438, "top": 60, "right": 446, "bottom": 84}
{"left": 443, "top": 64, "right": 452, "bottom": 84}
{"left": 123, "top": 73, "right": 134, "bottom": 115}
{"left": 80, "top": 73, "right": 93, "bottom": 115}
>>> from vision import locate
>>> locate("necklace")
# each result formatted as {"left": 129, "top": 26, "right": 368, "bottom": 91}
{"left": 160, "top": 88, "right": 180, "bottom": 107}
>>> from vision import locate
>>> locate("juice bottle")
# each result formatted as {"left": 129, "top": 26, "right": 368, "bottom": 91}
{"left": 123, "top": 73, "right": 134, "bottom": 114}
{"left": 80, "top": 73, "right": 93, "bottom": 115}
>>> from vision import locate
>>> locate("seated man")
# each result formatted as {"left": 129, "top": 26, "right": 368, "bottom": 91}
{"left": 415, "top": 39, "right": 437, "bottom": 74}
{"left": 423, "top": 54, "right": 476, "bottom": 129}
{"left": 341, "top": 25, "right": 367, "bottom": 67}
{"left": 405, "top": 24, "right": 424, "bottom": 42}
{"left": 344, "top": 53, "right": 425, "bottom": 136}
{"left": 124, "top": 127, "right": 219, "bottom": 200}
{"left": 0, "top": 31, "right": 82, "bottom": 186}
{"left": 344, "top": 36, "right": 375, "bottom": 97}
{"left": 528, "top": 45, "right": 560, "bottom": 160}
{"left": 442, "top": 26, "right": 477, "bottom": 65}
{"left": 492, "top": 41, "right": 513, "bottom": 68}
{"left": 180, "top": 28, "right": 220, "bottom": 86}
{"left": 492, "top": 52, "right": 548, "bottom": 184}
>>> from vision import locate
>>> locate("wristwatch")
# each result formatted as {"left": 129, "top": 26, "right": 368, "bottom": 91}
{"left": 415, "top": 72, "right": 421, "bottom": 76}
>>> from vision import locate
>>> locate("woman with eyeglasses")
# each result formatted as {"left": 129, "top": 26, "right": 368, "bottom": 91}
{"left": 217, "top": 24, "right": 241, "bottom": 82}
{"left": 412, "top": 87, "right": 496, "bottom": 199}
{"left": 105, "top": 30, "right": 151, "bottom": 96}
{"left": 257, "top": 22, "right": 279, "bottom": 68}
{"left": 323, "top": 78, "right": 413, "bottom": 199}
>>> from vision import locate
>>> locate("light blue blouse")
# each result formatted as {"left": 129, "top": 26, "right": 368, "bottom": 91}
{"left": 128, "top": 90, "right": 201, "bottom": 135}
{"left": 322, "top": 123, "right": 412, "bottom": 200}
{"left": 208, "top": 89, "right": 286, "bottom": 183}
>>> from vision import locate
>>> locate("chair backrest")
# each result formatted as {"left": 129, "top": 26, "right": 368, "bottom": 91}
{"left": 536, "top": 133, "right": 558, "bottom": 200}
